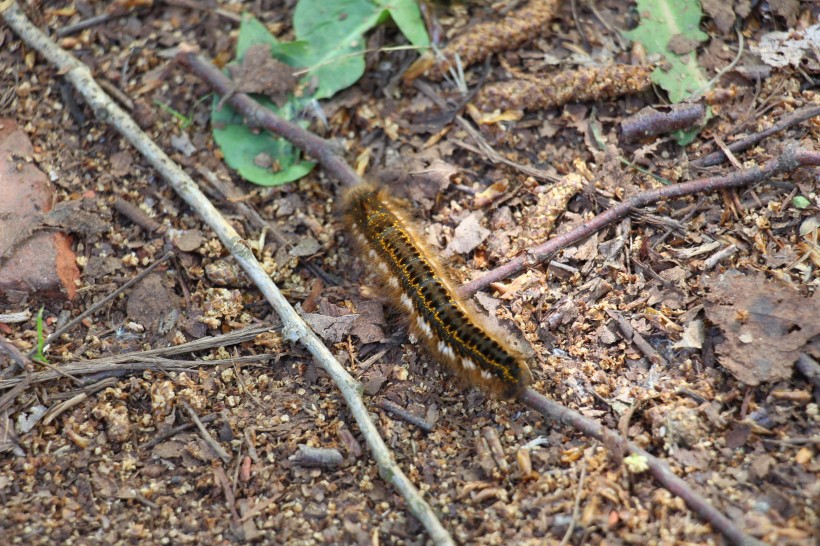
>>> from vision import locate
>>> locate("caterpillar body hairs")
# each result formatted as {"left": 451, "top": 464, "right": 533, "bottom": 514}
{"left": 344, "top": 183, "right": 531, "bottom": 398}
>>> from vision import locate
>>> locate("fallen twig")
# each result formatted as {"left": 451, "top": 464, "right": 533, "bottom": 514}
{"left": 0, "top": 7, "right": 453, "bottom": 544}
{"left": 183, "top": 402, "right": 231, "bottom": 463}
{"left": 620, "top": 103, "right": 708, "bottom": 144}
{"left": 177, "top": 46, "right": 362, "bottom": 189}
{"left": 377, "top": 399, "right": 435, "bottom": 433}
{"left": 459, "top": 146, "right": 820, "bottom": 296}
{"left": 29, "top": 250, "right": 174, "bottom": 358}
{"left": 415, "top": 80, "right": 561, "bottom": 183}
{"left": 519, "top": 388, "right": 766, "bottom": 546}
{"left": 290, "top": 444, "right": 344, "bottom": 468}
{"left": 692, "top": 104, "right": 820, "bottom": 168}
{"left": 140, "top": 412, "right": 219, "bottom": 449}
{"left": 0, "top": 325, "right": 273, "bottom": 388}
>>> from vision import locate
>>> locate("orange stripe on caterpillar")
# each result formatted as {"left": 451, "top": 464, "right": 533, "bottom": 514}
{"left": 344, "top": 183, "right": 531, "bottom": 398}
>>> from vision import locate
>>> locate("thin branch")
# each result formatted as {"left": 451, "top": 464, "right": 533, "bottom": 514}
{"left": 692, "top": 104, "right": 820, "bottom": 168}
{"left": 377, "top": 399, "right": 435, "bottom": 433}
{"left": 414, "top": 80, "right": 562, "bottom": 184}
{"left": 183, "top": 401, "right": 231, "bottom": 463}
{"left": 459, "top": 146, "right": 820, "bottom": 296}
{"left": 0, "top": 353, "right": 271, "bottom": 388}
{"left": 0, "top": 7, "right": 453, "bottom": 544}
{"left": 140, "top": 412, "right": 219, "bottom": 450}
{"left": 29, "top": 250, "right": 174, "bottom": 358}
{"left": 558, "top": 458, "right": 586, "bottom": 546}
{"left": 176, "top": 46, "right": 363, "bottom": 189}
{"left": 519, "top": 388, "right": 766, "bottom": 546}
{"left": 2, "top": 324, "right": 272, "bottom": 388}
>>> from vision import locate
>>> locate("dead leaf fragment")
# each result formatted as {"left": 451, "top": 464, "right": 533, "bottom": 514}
{"left": 704, "top": 272, "right": 820, "bottom": 385}
{"left": 445, "top": 212, "right": 489, "bottom": 256}
{"left": 673, "top": 319, "right": 705, "bottom": 349}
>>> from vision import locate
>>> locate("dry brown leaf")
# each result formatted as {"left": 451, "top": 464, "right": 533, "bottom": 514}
{"left": 704, "top": 271, "right": 820, "bottom": 385}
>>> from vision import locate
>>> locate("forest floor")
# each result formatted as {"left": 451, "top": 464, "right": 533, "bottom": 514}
{"left": 0, "top": 0, "right": 818, "bottom": 545}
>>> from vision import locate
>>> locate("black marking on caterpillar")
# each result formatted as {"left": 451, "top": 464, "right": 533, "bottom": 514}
{"left": 344, "top": 183, "right": 531, "bottom": 398}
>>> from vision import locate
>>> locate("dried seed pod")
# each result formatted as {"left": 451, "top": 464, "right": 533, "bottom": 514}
{"left": 405, "top": 0, "right": 560, "bottom": 83}
{"left": 513, "top": 173, "right": 585, "bottom": 254}
{"left": 475, "top": 64, "right": 654, "bottom": 112}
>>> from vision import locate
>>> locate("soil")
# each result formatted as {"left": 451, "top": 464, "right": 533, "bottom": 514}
{"left": 0, "top": 1, "right": 818, "bottom": 545}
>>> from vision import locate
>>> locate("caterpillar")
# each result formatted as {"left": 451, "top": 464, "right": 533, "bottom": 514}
{"left": 344, "top": 183, "right": 531, "bottom": 398}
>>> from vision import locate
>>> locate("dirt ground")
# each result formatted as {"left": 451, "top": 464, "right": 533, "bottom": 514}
{"left": 0, "top": 0, "right": 818, "bottom": 544}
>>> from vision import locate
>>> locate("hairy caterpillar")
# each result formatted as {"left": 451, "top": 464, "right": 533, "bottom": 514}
{"left": 344, "top": 183, "right": 531, "bottom": 398}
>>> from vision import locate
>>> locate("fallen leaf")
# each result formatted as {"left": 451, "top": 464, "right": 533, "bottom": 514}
{"left": 444, "top": 212, "right": 489, "bottom": 256}
{"left": 303, "top": 312, "right": 358, "bottom": 343}
{"left": 673, "top": 319, "right": 705, "bottom": 349}
{"left": 704, "top": 271, "right": 820, "bottom": 385}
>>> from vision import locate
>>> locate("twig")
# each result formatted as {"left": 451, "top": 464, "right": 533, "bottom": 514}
{"left": 140, "top": 412, "right": 219, "bottom": 449}
{"left": 378, "top": 399, "right": 434, "bottom": 433}
{"left": 704, "top": 244, "right": 738, "bottom": 270}
{"left": 113, "top": 197, "right": 164, "bottom": 233}
{"left": 607, "top": 310, "right": 667, "bottom": 367}
{"left": 415, "top": 80, "right": 561, "bottom": 183}
{"left": 0, "top": 377, "right": 29, "bottom": 414}
{"left": 212, "top": 464, "right": 243, "bottom": 532}
{"left": 519, "top": 388, "right": 766, "bottom": 546}
{"left": 1, "top": 325, "right": 274, "bottom": 388}
{"left": 28, "top": 250, "right": 174, "bottom": 358}
{"left": 692, "top": 104, "right": 820, "bottom": 168}
{"left": 0, "top": 335, "right": 29, "bottom": 375}
{"left": 459, "top": 146, "right": 820, "bottom": 296}
{"left": 55, "top": 12, "right": 125, "bottom": 37}
{"left": 1, "top": 9, "right": 453, "bottom": 544}
{"left": 176, "top": 47, "right": 362, "bottom": 189}
{"left": 183, "top": 401, "right": 231, "bottom": 463}
{"left": 0, "top": 354, "right": 271, "bottom": 388}
{"left": 558, "top": 459, "right": 587, "bottom": 546}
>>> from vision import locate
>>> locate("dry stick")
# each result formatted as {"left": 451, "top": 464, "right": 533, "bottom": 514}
{"left": 140, "top": 412, "right": 219, "bottom": 449}
{"left": 520, "top": 388, "right": 766, "bottom": 546}
{"left": 0, "top": 354, "right": 272, "bottom": 388}
{"left": 177, "top": 48, "right": 362, "bottom": 189}
{"left": 183, "top": 401, "right": 231, "bottom": 463}
{"left": 5, "top": 322, "right": 272, "bottom": 387}
{"left": 28, "top": 250, "right": 174, "bottom": 358}
{"left": 171, "top": 46, "right": 786, "bottom": 546}
{"left": 377, "top": 399, "right": 435, "bottom": 433}
{"left": 0, "top": 9, "right": 453, "bottom": 545}
{"left": 460, "top": 146, "right": 820, "bottom": 296}
{"left": 692, "top": 104, "right": 820, "bottom": 168}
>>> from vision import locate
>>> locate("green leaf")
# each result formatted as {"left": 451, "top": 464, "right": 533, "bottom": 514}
{"left": 236, "top": 14, "right": 280, "bottom": 59}
{"left": 375, "top": 0, "right": 430, "bottom": 48}
{"left": 212, "top": 95, "right": 315, "bottom": 186}
{"left": 792, "top": 195, "right": 811, "bottom": 209}
{"left": 214, "top": 4, "right": 429, "bottom": 187}
{"left": 33, "top": 306, "right": 49, "bottom": 365}
{"left": 623, "top": 0, "right": 709, "bottom": 103}
{"left": 282, "top": 0, "right": 383, "bottom": 99}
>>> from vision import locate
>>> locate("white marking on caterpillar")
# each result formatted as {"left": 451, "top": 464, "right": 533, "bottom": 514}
{"left": 416, "top": 316, "right": 432, "bottom": 338}
{"left": 400, "top": 294, "right": 413, "bottom": 311}
{"left": 438, "top": 341, "right": 455, "bottom": 360}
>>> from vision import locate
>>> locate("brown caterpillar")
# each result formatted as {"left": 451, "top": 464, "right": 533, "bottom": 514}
{"left": 344, "top": 183, "right": 531, "bottom": 398}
